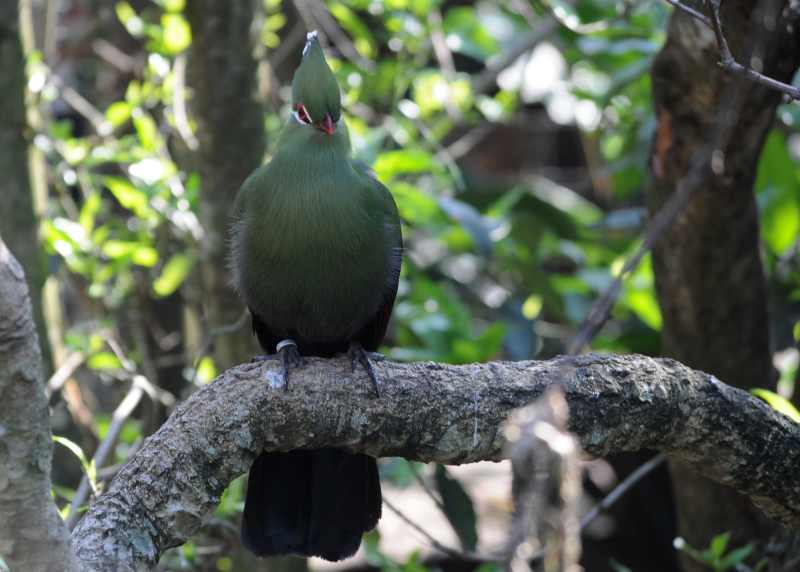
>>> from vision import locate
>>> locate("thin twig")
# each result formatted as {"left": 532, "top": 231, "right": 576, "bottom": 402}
{"left": 411, "top": 468, "right": 446, "bottom": 513}
{"left": 472, "top": 20, "right": 559, "bottom": 95}
{"left": 190, "top": 309, "right": 250, "bottom": 386}
{"left": 172, "top": 53, "right": 199, "bottom": 151}
{"left": 708, "top": 0, "right": 800, "bottom": 100}
{"left": 663, "top": 0, "right": 711, "bottom": 26}
{"left": 567, "top": 83, "right": 748, "bottom": 354}
{"left": 46, "top": 351, "right": 85, "bottom": 397}
{"left": 665, "top": 0, "right": 800, "bottom": 101}
{"left": 382, "top": 497, "right": 498, "bottom": 562}
{"left": 302, "top": 0, "right": 375, "bottom": 71}
{"left": 66, "top": 381, "right": 146, "bottom": 529}
{"left": 428, "top": 9, "right": 461, "bottom": 120}
{"left": 580, "top": 454, "right": 666, "bottom": 530}
{"left": 446, "top": 123, "right": 494, "bottom": 160}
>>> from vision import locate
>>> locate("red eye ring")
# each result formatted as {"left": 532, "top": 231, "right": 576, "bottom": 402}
{"left": 293, "top": 103, "right": 311, "bottom": 124}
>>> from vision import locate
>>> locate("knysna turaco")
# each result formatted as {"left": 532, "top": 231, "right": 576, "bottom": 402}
{"left": 229, "top": 32, "right": 402, "bottom": 561}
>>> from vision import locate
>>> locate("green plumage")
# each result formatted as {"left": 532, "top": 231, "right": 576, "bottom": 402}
{"left": 231, "top": 121, "right": 401, "bottom": 343}
{"left": 231, "top": 33, "right": 400, "bottom": 346}
{"left": 229, "top": 32, "right": 401, "bottom": 561}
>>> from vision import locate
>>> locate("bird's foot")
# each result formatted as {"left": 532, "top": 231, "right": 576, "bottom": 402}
{"left": 276, "top": 339, "right": 304, "bottom": 390}
{"left": 348, "top": 342, "right": 381, "bottom": 398}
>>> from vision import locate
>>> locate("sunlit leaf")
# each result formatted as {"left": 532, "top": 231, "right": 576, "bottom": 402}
{"left": 53, "top": 435, "right": 97, "bottom": 494}
{"left": 105, "top": 101, "right": 132, "bottom": 128}
{"left": 195, "top": 356, "right": 217, "bottom": 385}
{"left": 132, "top": 109, "right": 161, "bottom": 152}
{"left": 161, "top": 14, "right": 191, "bottom": 54}
{"left": 751, "top": 388, "right": 800, "bottom": 423}
{"left": 87, "top": 351, "right": 124, "bottom": 370}
{"left": 329, "top": 2, "right": 375, "bottom": 58}
{"left": 103, "top": 176, "right": 152, "bottom": 218}
{"left": 153, "top": 254, "right": 194, "bottom": 296}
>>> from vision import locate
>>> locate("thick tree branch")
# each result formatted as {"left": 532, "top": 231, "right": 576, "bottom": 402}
{"left": 71, "top": 354, "right": 800, "bottom": 571}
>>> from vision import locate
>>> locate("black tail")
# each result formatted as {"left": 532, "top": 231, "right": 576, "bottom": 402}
{"left": 242, "top": 449, "right": 382, "bottom": 561}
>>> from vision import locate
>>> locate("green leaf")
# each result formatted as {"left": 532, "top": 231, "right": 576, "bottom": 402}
{"left": 103, "top": 176, "right": 152, "bottom": 218}
{"left": 391, "top": 182, "right": 443, "bottom": 225}
{"left": 105, "top": 101, "right": 132, "bottom": 128}
{"left": 756, "top": 131, "right": 800, "bottom": 254}
{"left": 115, "top": 1, "right": 144, "bottom": 36}
{"left": 101, "top": 241, "right": 158, "bottom": 267}
{"left": 439, "top": 196, "right": 493, "bottom": 256}
{"left": 195, "top": 356, "right": 217, "bottom": 385}
{"left": 53, "top": 436, "right": 97, "bottom": 494}
{"left": 328, "top": 2, "right": 375, "bottom": 58}
{"left": 434, "top": 464, "right": 478, "bottom": 551}
{"left": 374, "top": 149, "right": 436, "bottom": 182}
{"left": 719, "top": 543, "right": 754, "bottom": 569}
{"left": 751, "top": 388, "right": 800, "bottom": 423}
{"left": 132, "top": 109, "right": 161, "bottom": 152}
{"left": 609, "top": 561, "right": 633, "bottom": 572}
{"left": 153, "top": 254, "right": 194, "bottom": 297}
{"left": 413, "top": 70, "right": 473, "bottom": 116}
{"left": 79, "top": 191, "right": 103, "bottom": 233}
{"left": 156, "top": 0, "right": 185, "bottom": 11}
{"left": 709, "top": 531, "right": 730, "bottom": 558}
{"left": 87, "top": 351, "right": 123, "bottom": 371}
{"left": 442, "top": 7, "right": 499, "bottom": 61}
{"left": 161, "top": 14, "right": 191, "bottom": 54}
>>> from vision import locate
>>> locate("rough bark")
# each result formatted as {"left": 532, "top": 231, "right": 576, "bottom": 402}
{"left": 648, "top": 0, "right": 800, "bottom": 563}
{"left": 69, "top": 354, "right": 800, "bottom": 571}
{"left": 0, "top": 239, "right": 77, "bottom": 572}
{"left": 0, "top": 0, "right": 51, "bottom": 372}
{"left": 186, "top": 0, "right": 265, "bottom": 369}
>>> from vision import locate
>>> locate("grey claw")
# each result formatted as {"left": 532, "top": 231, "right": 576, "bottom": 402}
{"left": 277, "top": 340, "right": 304, "bottom": 390}
{"left": 348, "top": 342, "right": 381, "bottom": 398}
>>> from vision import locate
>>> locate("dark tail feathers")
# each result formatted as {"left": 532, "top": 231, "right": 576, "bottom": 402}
{"left": 242, "top": 449, "right": 381, "bottom": 561}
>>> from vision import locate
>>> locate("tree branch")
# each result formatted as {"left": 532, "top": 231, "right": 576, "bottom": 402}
{"left": 71, "top": 353, "right": 800, "bottom": 571}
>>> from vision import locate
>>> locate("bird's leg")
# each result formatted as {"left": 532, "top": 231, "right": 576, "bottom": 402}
{"left": 276, "top": 339, "right": 303, "bottom": 390}
{"left": 348, "top": 341, "right": 381, "bottom": 398}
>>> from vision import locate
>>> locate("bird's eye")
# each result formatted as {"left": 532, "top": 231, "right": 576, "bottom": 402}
{"left": 293, "top": 104, "right": 311, "bottom": 125}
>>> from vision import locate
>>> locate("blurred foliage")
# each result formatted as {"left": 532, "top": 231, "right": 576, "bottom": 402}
{"left": 674, "top": 533, "right": 766, "bottom": 572}
{"left": 21, "top": 0, "right": 800, "bottom": 569}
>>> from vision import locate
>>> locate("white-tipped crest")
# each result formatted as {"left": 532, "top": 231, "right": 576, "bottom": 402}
{"left": 303, "top": 30, "right": 319, "bottom": 57}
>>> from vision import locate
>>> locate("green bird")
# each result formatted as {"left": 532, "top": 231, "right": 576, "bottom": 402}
{"left": 229, "top": 32, "right": 402, "bottom": 561}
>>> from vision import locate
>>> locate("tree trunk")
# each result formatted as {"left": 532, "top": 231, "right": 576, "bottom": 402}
{"left": 647, "top": 0, "right": 800, "bottom": 567}
{"left": 0, "top": 0, "right": 51, "bottom": 372}
{"left": 186, "top": 0, "right": 265, "bottom": 369}
{"left": 0, "top": 236, "right": 77, "bottom": 571}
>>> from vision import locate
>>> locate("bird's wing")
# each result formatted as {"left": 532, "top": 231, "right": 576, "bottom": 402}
{"left": 352, "top": 160, "right": 403, "bottom": 351}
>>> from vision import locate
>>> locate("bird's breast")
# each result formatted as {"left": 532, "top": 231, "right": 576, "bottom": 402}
{"left": 234, "top": 192, "right": 392, "bottom": 343}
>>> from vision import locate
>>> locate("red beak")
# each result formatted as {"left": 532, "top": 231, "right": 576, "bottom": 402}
{"left": 316, "top": 113, "right": 335, "bottom": 136}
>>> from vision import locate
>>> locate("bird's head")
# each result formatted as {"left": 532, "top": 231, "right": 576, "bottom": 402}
{"left": 291, "top": 31, "right": 341, "bottom": 136}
